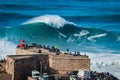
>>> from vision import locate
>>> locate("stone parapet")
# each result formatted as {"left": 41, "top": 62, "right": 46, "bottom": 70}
{"left": 49, "top": 54, "right": 90, "bottom": 74}
{"left": 16, "top": 48, "right": 38, "bottom": 55}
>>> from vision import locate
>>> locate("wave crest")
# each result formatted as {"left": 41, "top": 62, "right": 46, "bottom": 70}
{"left": 23, "top": 14, "right": 74, "bottom": 28}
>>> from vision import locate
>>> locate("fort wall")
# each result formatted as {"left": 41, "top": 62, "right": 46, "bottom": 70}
{"left": 6, "top": 54, "right": 49, "bottom": 80}
{"left": 49, "top": 54, "right": 90, "bottom": 74}
{"left": 6, "top": 56, "right": 15, "bottom": 80}
{"left": 6, "top": 47, "right": 90, "bottom": 80}
{"left": 16, "top": 48, "right": 38, "bottom": 55}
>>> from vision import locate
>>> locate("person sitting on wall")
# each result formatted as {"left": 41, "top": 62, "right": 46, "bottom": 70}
{"left": 19, "top": 39, "right": 26, "bottom": 49}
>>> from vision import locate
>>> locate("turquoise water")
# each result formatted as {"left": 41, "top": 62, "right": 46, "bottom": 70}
{"left": 0, "top": 0, "right": 120, "bottom": 53}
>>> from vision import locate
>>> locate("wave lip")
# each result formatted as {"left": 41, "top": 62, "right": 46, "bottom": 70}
{"left": 23, "top": 14, "right": 75, "bottom": 28}
{"left": 74, "top": 30, "right": 89, "bottom": 37}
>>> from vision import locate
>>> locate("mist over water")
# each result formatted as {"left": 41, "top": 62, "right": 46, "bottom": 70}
{"left": 0, "top": 0, "right": 120, "bottom": 78}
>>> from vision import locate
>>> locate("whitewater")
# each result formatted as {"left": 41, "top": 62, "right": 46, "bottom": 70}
{"left": 0, "top": 15, "right": 120, "bottom": 78}
{"left": 23, "top": 15, "right": 75, "bottom": 28}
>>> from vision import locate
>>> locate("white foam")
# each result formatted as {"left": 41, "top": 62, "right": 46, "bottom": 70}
{"left": 74, "top": 30, "right": 89, "bottom": 37}
{"left": 88, "top": 33, "right": 107, "bottom": 41}
{"left": 0, "top": 38, "right": 16, "bottom": 59}
{"left": 84, "top": 52, "right": 120, "bottom": 79}
{"left": 23, "top": 14, "right": 74, "bottom": 28}
{"left": 58, "top": 31, "right": 67, "bottom": 38}
{"left": 67, "top": 37, "right": 75, "bottom": 42}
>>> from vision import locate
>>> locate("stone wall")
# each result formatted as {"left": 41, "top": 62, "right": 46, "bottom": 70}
{"left": 6, "top": 56, "right": 15, "bottom": 80}
{"left": 0, "top": 61, "right": 6, "bottom": 73}
{"left": 16, "top": 48, "right": 38, "bottom": 55}
{"left": 6, "top": 54, "right": 49, "bottom": 80}
{"left": 14, "top": 56, "right": 36, "bottom": 80}
{"left": 0, "top": 73, "right": 12, "bottom": 80}
{"left": 49, "top": 55, "right": 90, "bottom": 74}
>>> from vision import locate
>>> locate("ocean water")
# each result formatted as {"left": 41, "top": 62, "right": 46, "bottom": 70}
{"left": 0, "top": 0, "right": 120, "bottom": 78}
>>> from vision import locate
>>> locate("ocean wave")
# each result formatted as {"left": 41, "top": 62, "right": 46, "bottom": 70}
{"left": 23, "top": 14, "right": 75, "bottom": 28}
{"left": 3, "top": 21, "right": 119, "bottom": 52}
{"left": 0, "top": 14, "right": 119, "bottom": 53}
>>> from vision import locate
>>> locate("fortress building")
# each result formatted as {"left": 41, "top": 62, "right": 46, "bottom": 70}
{"left": 6, "top": 44, "right": 90, "bottom": 80}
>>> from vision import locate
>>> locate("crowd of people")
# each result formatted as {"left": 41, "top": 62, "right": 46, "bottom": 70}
{"left": 18, "top": 39, "right": 88, "bottom": 57}
{"left": 32, "top": 44, "right": 86, "bottom": 57}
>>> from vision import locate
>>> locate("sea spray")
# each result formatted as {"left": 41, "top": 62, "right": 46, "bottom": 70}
{"left": 0, "top": 38, "right": 16, "bottom": 59}
{"left": 88, "top": 53, "right": 120, "bottom": 79}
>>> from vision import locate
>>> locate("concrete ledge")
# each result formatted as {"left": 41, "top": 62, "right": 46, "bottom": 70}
{"left": 16, "top": 48, "right": 38, "bottom": 55}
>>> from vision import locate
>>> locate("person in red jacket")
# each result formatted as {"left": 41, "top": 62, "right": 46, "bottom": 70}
{"left": 19, "top": 39, "right": 26, "bottom": 49}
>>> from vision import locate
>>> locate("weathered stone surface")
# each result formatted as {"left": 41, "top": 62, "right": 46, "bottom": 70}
{"left": 6, "top": 54, "right": 49, "bottom": 80}
{"left": 16, "top": 48, "right": 38, "bottom": 55}
{"left": 0, "top": 73, "right": 12, "bottom": 80}
{"left": 0, "top": 60, "right": 6, "bottom": 73}
{"left": 49, "top": 55, "right": 90, "bottom": 74}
